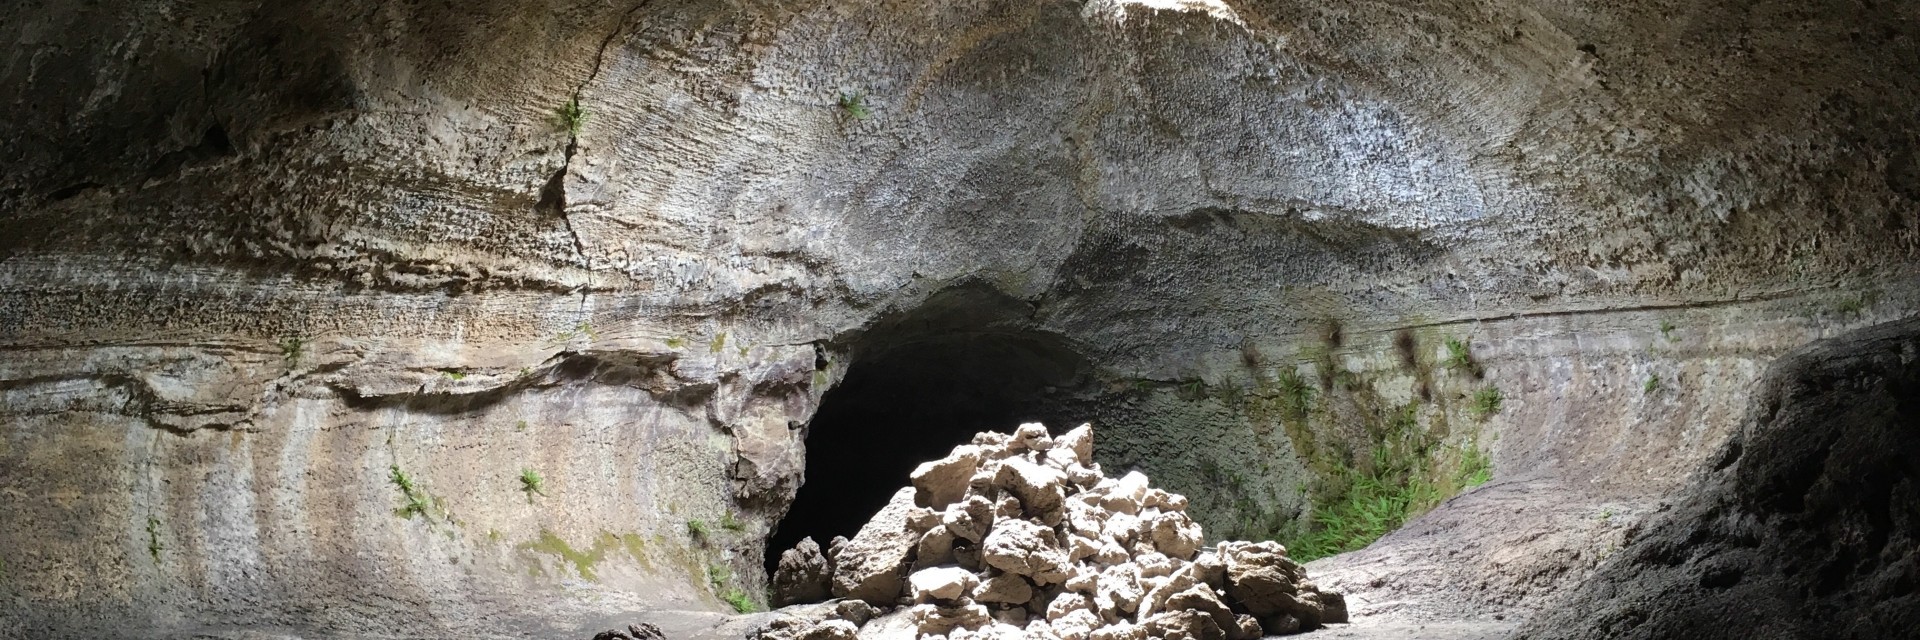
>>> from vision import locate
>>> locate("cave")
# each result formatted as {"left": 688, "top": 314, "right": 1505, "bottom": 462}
{"left": 768, "top": 294, "right": 1095, "bottom": 572}
{"left": 3, "top": 1, "right": 1919, "bottom": 639}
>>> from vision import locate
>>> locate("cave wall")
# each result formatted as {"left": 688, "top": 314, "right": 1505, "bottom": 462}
{"left": 2, "top": 0, "right": 1917, "bottom": 637}
{"left": 1517, "top": 316, "right": 1920, "bottom": 640}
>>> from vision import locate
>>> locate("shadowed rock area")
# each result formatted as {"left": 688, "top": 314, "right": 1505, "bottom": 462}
{"left": 1517, "top": 317, "right": 1920, "bottom": 640}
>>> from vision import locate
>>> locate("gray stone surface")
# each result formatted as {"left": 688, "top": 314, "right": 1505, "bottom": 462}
{"left": 1514, "top": 317, "right": 1920, "bottom": 640}
{"left": 0, "top": 0, "right": 1917, "bottom": 637}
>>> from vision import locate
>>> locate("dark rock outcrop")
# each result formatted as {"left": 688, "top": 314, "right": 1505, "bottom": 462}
{"left": 1518, "top": 317, "right": 1920, "bottom": 640}
{"left": 772, "top": 537, "right": 834, "bottom": 608}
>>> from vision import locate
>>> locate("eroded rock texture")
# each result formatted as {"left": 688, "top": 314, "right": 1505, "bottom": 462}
{"left": 1, "top": 0, "right": 1917, "bottom": 637}
{"left": 1517, "top": 317, "right": 1920, "bottom": 640}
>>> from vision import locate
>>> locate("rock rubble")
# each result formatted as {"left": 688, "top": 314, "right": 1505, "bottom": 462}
{"left": 758, "top": 423, "right": 1344, "bottom": 640}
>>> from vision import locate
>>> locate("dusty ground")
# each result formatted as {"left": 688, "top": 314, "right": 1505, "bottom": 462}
{"left": 1307, "top": 477, "right": 1656, "bottom": 625}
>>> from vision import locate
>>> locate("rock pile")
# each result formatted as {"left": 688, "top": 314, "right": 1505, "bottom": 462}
{"left": 760, "top": 423, "right": 1345, "bottom": 640}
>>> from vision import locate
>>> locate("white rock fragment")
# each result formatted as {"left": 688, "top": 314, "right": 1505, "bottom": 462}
{"left": 912, "top": 446, "right": 984, "bottom": 510}
{"left": 910, "top": 566, "right": 980, "bottom": 602}
{"left": 1054, "top": 424, "right": 1094, "bottom": 466}
{"left": 1010, "top": 423, "right": 1053, "bottom": 452}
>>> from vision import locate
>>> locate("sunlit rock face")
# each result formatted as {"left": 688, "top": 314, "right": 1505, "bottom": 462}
{"left": 1, "top": 0, "right": 1915, "bottom": 637}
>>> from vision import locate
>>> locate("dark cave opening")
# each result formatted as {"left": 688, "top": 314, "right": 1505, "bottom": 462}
{"left": 765, "top": 294, "right": 1095, "bottom": 574}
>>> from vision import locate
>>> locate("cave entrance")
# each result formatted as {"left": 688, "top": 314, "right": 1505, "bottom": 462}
{"left": 766, "top": 289, "right": 1095, "bottom": 572}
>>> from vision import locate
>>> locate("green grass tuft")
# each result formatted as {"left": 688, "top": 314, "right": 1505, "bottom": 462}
{"left": 837, "top": 90, "right": 870, "bottom": 120}
{"left": 1458, "top": 439, "right": 1493, "bottom": 487}
{"left": 705, "top": 561, "right": 761, "bottom": 612}
{"left": 519, "top": 468, "right": 545, "bottom": 500}
{"left": 1469, "top": 386, "right": 1503, "bottom": 420}
{"left": 1658, "top": 319, "right": 1676, "bottom": 341}
{"left": 1286, "top": 468, "right": 1432, "bottom": 562}
{"left": 687, "top": 519, "right": 710, "bottom": 541}
{"left": 1444, "top": 337, "right": 1482, "bottom": 377}
{"left": 556, "top": 98, "right": 587, "bottom": 136}
{"left": 1273, "top": 369, "right": 1315, "bottom": 425}
{"left": 719, "top": 512, "right": 745, "bottom": 532}
{"left": 1644, "top": 374, "right": 1661, "bottom": 394}
{"left": 723, "top": 587, "right": 760, "bottom": 613}
{"left": 1177, "top": 378, "right": 1209, "bottom": 401}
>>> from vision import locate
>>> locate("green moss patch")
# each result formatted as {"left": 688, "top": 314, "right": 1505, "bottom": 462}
{"left": 516, "top": 530, "right": 653, "bottom": 581}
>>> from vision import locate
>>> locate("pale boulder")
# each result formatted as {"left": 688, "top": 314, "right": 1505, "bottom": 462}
{"left": 914, "top": 526, "right": 957, "bottom": 570}
{"left": 1010, "top": 423, "right": 1053, "bottom": 452}
{"left": 1164, "top": 584, "right": 1238, "bottom": 636}
{"left": 747, "top": 617, "right": 860, "bottom": 640}
{"left": 909, "top": 566, "right": 980, "bottom": 602}
{"left": 1141, "top": 609, "right": 1225, "bottom": 640}
{"left": 829, "top": 487, "right": 921, "bottom": 605}
{"left": 943, "top": 495, "right": 995, "bottom": 543}
{"left": 995, "top": 458, "right": 1068, "bottom": 525}
{"left": 973, "top": 573, "right": 1034, "bottom": 605}
{"left": 911, "top": 446, "right": 984, "bottom": 510}
{"left": 981, "top": 519, "right": 1070, "bottom": 584}
{"left": 1143, "top": 510, "right": 1203, "bottom": 560}
{"left": 1053, "top": 424, "right": 1094, "bottom": 466}
{"left": 1050, "top": 609, "right": 1102, "bottom": 640}
{"left": 910, "top": 601, "right": 991, "bottom": 636}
